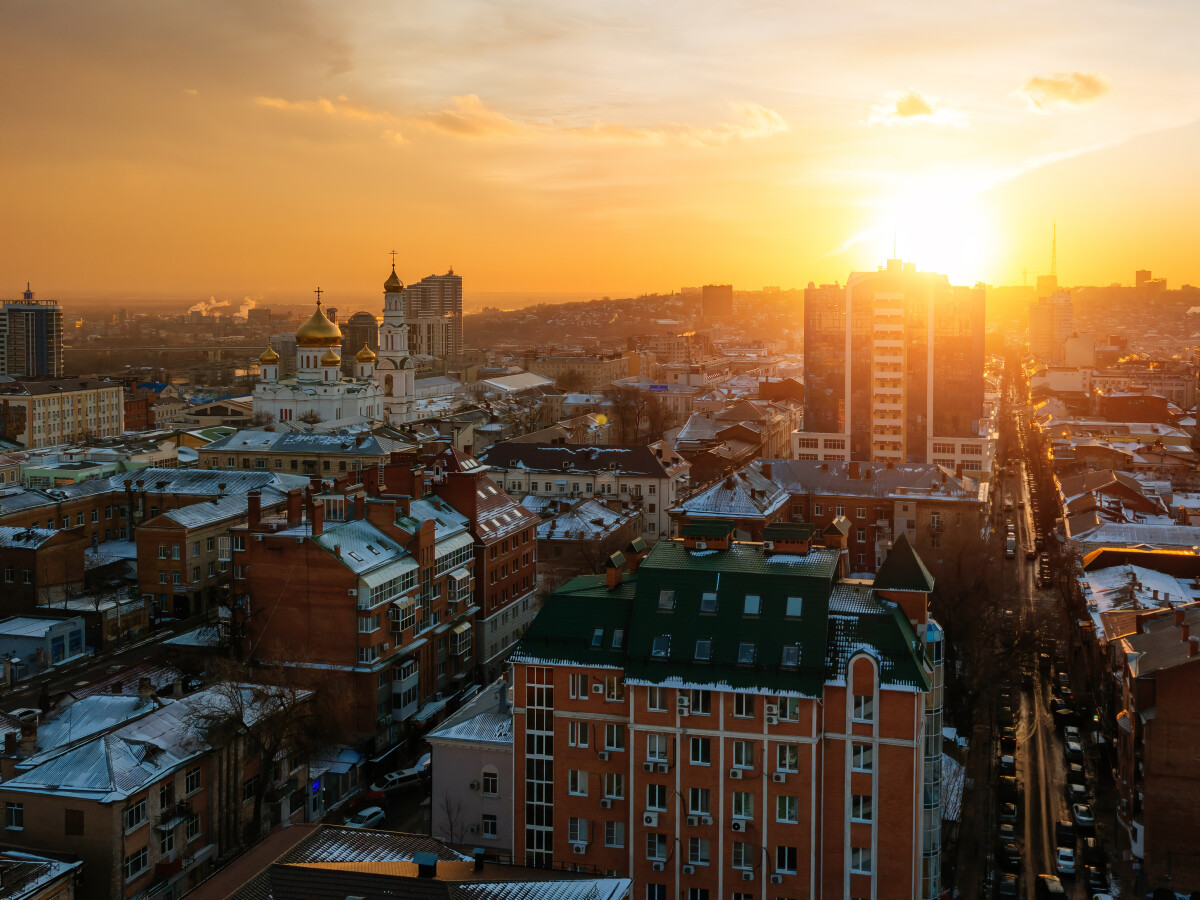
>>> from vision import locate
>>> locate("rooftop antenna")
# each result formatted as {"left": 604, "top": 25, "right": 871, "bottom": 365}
{"left": 1050, "top": 221, "right": 1057, "bottom": 278}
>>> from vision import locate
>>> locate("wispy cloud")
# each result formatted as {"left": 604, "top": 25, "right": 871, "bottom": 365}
{"left": 255, "top": 93, "right": 787, "bottom": 147}
{"left": 867, "top": 90, "right": 966, "bottom": 127}
{"left": 1020, "top": 72, "right": 1110, "bottom": 112}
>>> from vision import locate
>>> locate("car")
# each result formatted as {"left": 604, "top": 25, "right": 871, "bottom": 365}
{"left": 998, "top": 822, "right": 1016, "bottom": 844}
{"left": 999, "top": 706, "right": 1016, "bottom": 727}
{"left": 999, "top": 775, "right": 1019, "bottom": 800}
{"left": 1034, "top": 874, "right": 1066, "bottom": 898}
{"left": 1067, "top": 762, "right": 1085, "bottom": 784}
{"left": 996, "top": 872, "right": 1019, "bottom": 897}
{"left": 369, "top": 766, "right": 427, "bottom": 794}
{"left": 1026, "top": 548, "right": 1037, "bottom": 559}
{"left": 999, "top": 841, "right": 1021, "bottom": 872}
{"left": 1066, "top": 782, "right": 1088, "bottom": 804}
{"left": 416, "top": 752, "right": 432, "bottom": 774}
{"left": 1064, "top": 725, "right": 1081, "bottom": 743}
{"left": 1065, "top": 741, "right": 1084, "bottom": 763}
{"left": 1038, "top": 653, "right": 1052, "bottom": 673}
{"left": 998, "top": 754, "right": 1016, "bottom": 776}
{"left": 1072, "top": 803, "right": 1095, "bottom": 832}
{"left": 1081, "top": 836, "right": 1104, "bottom": 868}
{"left": 1035, "top": 536, "right": 1045, "bottom": 550}
{"left": 1000, "top": 734, "right": 1017, "bottom": 753}
{"left": 6, "top": 708, "right": 41, "bottom": 723}
{"left": 1000, "top": 801, "right": 1018, "bottom": 824}
{"left": 1054, "top": 846, "right": 1076, "bottom": 876}
{"left": 1054, "top": 708, "right": 1078, "bottom": 731}
{"left": 1082, "top": 864, "right": 1107, "bottom": 891}
{"left": 1055, "top": 818, "right": 1076, "bottom": 847}
{"left": 342, "top": 806, "right": 387, "bottom": 829}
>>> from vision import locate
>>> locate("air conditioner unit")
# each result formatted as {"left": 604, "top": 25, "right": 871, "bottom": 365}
{"left": 651, "top": 862, "right": 664, "bottom": 872}
{"left": 687, "top": 816, "right": 699, "bottom": 827}
{"left": 729, "top": 768, "right": 742, "bottom": 779}
{"left": 602, "top": 798, "right": 615, "bottom": 808}
{"left": 572, "top": 843, "right": 587, "bottom": 855}
{"left": 682, "top": 865, "right": 695, "bottom": 875}
{"left": 731, "top": 820, "right": 746, "bottom": 833}
{"left": 469, "top": 781, "right": 480, "bottom": 791}
{"left": 643, "top": 812, "right": 659, "bottom": 827}
{"left": 347, "top": 588, "right": 358, "bottom": 597}
{"left": 592, "top": 683, "right": 605, "bottom": 694}
{"left": 742, "top": 870, "right": 754, "bottom": 881}
{"left": 656, "top": 763, "right": 669, "bottom": 773}
{"left": 695, "top": 541, "right": 707, "bottom": 550}
{"left": 765, "top": 703, "right": 780, "bottom": 716}
{"left": 763, "top": 540, "right": 774, "bottom": 550}
{"left": 770, "top": 874, "right": 783, "bottom": 884}
{"left": 772, "top": 772, "right": 787, "bottom": 783}
{"left": 677, "top": 695, "right": 690, "bottom": 709}
{"left": 643, "top": 762, "right": 655, "bottom": 772}
{"left": 702, "top": 816, "right": 713, "bottom": 826}
{"left": 766, "top": 715, "right": 779, "bottom": 725}
{"left": 598, "top": 751, "right": 610, "bottom": 761}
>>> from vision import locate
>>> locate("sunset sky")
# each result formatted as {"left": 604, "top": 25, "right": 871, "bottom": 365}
{"left": 4, "top": 0, "right": 1200, "bottom": 302}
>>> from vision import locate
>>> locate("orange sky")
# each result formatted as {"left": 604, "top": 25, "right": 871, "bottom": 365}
{"left": 3, "top": 1, "right": 1200, "bottom": 301}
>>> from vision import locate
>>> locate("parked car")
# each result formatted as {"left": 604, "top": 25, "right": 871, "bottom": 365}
{"left": 1066, "top": 782, "right": 1088, "bottom": 804}
{"left": 1055, "top": 819, "right": 1076, "bottom": 847}
{"left": 996, "top": 872, "right": 1019, "bottom": 897}
{"left": 1063, "top": 725, "right": 1080, "bottom": 744}
{"left": 1001, "top": 734, "right": 1017, "bottom": 754}
{"left": 998, "top": 822, "right": 1016, "bottom": 844}
{"left": 342, "top": 806, "right": 387, "bottom": 829}
{"left": 999, "top": 776, "right": 1019, "bottom": 800}
{"left": 1082, "top": 865, "right": 1107, "bottom": 891}
{"left": 1081, "top": 837, "right": 1104, "bottom": 869}
{"left": 999, "top": 706, "right": 1016, "bottom": 727}
{"left": 1065, "top": 741, "right": 1084, "bottom": 764}
{"left": 1035, "top": 874, "right": 1066, "bottom": 898}
{"left": 999, "top": 754, "right": 1016, "bottom": 776}
{"left": 369, "top": 765, "right": 427, "bottom": 794}
{"left": 999, "top": 842, "right": 1021, "bottom": 872}
{"left": 1072, "top": 803, "right": 1095, "bottom": 832}
{"left": 1054, "top": 846, "right": 1076, "bottom": 877}
{"left": 1000, "top": 801, "right": 1018, "bottom": 825}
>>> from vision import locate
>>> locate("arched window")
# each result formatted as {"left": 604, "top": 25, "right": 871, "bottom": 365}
{"left": 385, "top": 374, "right": 394, "bottom": 395}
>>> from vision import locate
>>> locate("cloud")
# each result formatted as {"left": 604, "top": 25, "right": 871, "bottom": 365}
{"left": 255, "top": 93, "right": 787, "bottom": 148}
{"left": 1020, "top": 72, "right": 1110, "bottom": 112}
{"left": 867, "top": 90, "right": 966, "bottom": 127}
{"left": 183, "top": 88, "right": 198, "bottom": 96}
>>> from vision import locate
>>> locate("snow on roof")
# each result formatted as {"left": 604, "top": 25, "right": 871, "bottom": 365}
{"left": 0, "top": 616, "right": 80, "bottom": 639}
{"left": 537, "top": 499, "right": 635, "bottom": 541}
{"left": 427, "top": 711, "right": 513, "bottom": 746}
{"left": 34, "top": 695, "right": 160, "bottom": 762}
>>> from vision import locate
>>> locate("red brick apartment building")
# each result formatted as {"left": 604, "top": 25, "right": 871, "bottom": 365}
{"left": 1115, "top": 602, "right": 1200, "bottom": 891}
{"left": 509, "top": 523, "right": 946, "bottom": 900}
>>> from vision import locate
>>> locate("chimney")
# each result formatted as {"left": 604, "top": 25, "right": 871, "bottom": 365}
{"left": 19, "top": 722, "right": 36, "bottom": 757}
{"left": 1191, "top": 637, "right": 1200, "bottom": 658}
{"left": 473, "top": 848, "right": 486, "bottom": 872}
{"left": 2, "top": 732, "right": 15, "bottom": 757}
{"left": 110, "top": 681, "right": 122, "bottom": 694}
{"left": 724, "top": 474, "right": 735, "bottom": 489}
{"left": 1174, "top": 608, "right": 1185, "bottom": 626}
{"left": 414, "top": 852, "right": 438, "bottom": 879}
{"left": 955, "top": 463, "right": 963, "bottom": 478}
{"left": 333, "top": 544, "right": 342, "bottom": 559}
{"left": 849, "top": 461, "right": 859, "bottom": 480}
{"left": 1153, "top": 589, "right": 1159, "bottom": 601}
{"left": 138, "top": 677, "right": 153, "bottom": 698}
{"left": 1182, "top": 623, "right": 1191, "bottom": 642}
{"left": 247, "top": 490, "right": 262, "bottom": 527}
{"left": 286, "top": 489, "right": 303, "bottom": 526}
{"left": 310, "top": 500, "right": 324, "bottom": 536}
{"left": 606, "top": 555, "right": 626, "bottom": 590}
{"left": 761, "top": 462, "right": 773, "bottom": 481}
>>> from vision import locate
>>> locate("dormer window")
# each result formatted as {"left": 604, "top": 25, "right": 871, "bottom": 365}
{"left": 738, "top": 642, "right": 756, "bottom": 664}
{"left": 699, "top": 592, "right": 718, "bottom": 613}
{"left": 694, "top": 639, "right": 712, "bottom": 661}
{"left": 612, "top": 629, "right": 624, "bottom": 649}
{"left": 786, "top": 597, "right": 803, "bottom": 618}
{"left": 658, "top": 590, "right": 676, "bottom": 611}
{"left": 651, "top": 635, "right": 671, "bottom": 658}
{"left": 743, "top": 595, "right": 761, "bottom": 616}
{"left": 591, "top": 628, "right": 604, "bottom": 648}
{"left": 781, "top": 645, "right": 800, "bottom": 667}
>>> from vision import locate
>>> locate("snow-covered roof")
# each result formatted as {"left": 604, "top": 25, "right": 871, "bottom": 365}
{"left": 537, "top": 499, "right": 635, "bottom": 541}
{"left": 427, "top": 711, "right": 513, "bottom": 746}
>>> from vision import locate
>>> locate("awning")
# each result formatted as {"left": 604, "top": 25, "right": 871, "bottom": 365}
{"left": 359, "top": 558, "right": 419, "bottom": 593}
{"left": 448, "top": 568, "right": 471, "bottom": 583}
{"left": 451, "top": 622, "right": 472, "bottom": 636}
{"left": 435, "top": 531, "right": 475, "bottom": 558}
{"left": 414, "top": 696, "right": 451, "bottom": 725}
{"left": 311, "top": 746, "right": 362, "bottom": 777}
{"left": 392, "top": 595, "right": 417, "bottom": 611}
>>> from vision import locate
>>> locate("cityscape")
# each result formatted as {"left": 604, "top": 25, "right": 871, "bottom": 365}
{"left": 3, "top": 3, "right": 1200, "bottom": 900}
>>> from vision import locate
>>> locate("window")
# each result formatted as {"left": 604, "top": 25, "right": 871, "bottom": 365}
{"left": 482, "top": 814, "right": 498, "bottom": 838}
{"left": 604, "top": 772, "right": 624, "bottom": 799}
{"left": 777, "top": 744, "right": 798, "bottom": 772}
{"left": 124, "top": 846, "right": 149, "bottom": 882}
{"left": 814, "top": 503, "right": 823, "bottom": 516}
{"left": 206, "top": 537, "right": 215, "bottom": 552}
{"left": 776, "top": 845, "right": 798, "bottom": 874}
{"left": 779, "top": 697, "right": 800, "bottom": 721}
{"left": 852, "top": 744, "right": 873, "bottom": 772}
{"left": 568, "top": 770, "right": 587, "bottom": 796}
{"left": 482, "top": 771, "right": 499, "bottom": 795}
{"left": 694, "top": 639, "right": 712, "bottom": 661}
{"left": 123, "top": 799, "right": 147, "bottom": 831}
{"left": 785, "top": 596, "right": 803, "bottom": 618}
{"left": 657, "top": 590, "right": 675, "bottom": 610}
{"left": 835, "top": 505, "right": 845, "bottom": 517}
{"left": 856, "top": 506, "right": 866, "bottom": 518}
{"left": 856, "top": 528, "right": 866, "bottom": 542}
{"left": 185, "top": 812, "right": 201, "bottom": 840}
{"left": 689, "top": 737, "right": 710, "bottom": 765}
{"left": 612, "top": 628, "right": 624, "bottom": 649}
{"left": 689, "top": 690, "right": 710, "bottom": 715}
{"left": 604, "top": 723, "right": 625, "bottom": 751}
{"left": 591, "top": 628, "right": 604, "bottom": 648}
{"left": 160, "top": 830, "right": 175, "bottom": 856}
{"left": 568, "top": 721, "right": 589, "bottom": 747}
{"left": 646, "top": 832, "right": 667, "bottom": 860}
{"left": 358, "top": 614, "right": 381, "bottom": 633}
{"left": 850, "top": 847, "right": 873, "bottom": 874}
{"left": 688, "top": 837, "right": 710, "bottom": 865}
{"left": 4, "top": 802, "right": 22, "bottom": 830}
{"left": 604, "top": 820, "right": 625, "bottom": 847}
{"left": 646, "top": 733, "right": 667, "bottom": 761}
{"left": 647, "top": 687, "right": 666, "bottom": 711}
{"left": 732, "top": 791, "right": 753, "bottom": 819}
{"left": 776, "top": 795, "right": 798, "bottom": 823}
{"left": 732, "top": 840, "right": 752, "bottom": 869}
{"left": 743, "top": 594, "right": 761, "bottom": 615}
{"left": 605, "top": 674, "right": 625, "bottom": 701}
{"left": 651, "top": 635, "right": 670, "bottom": 658}
{"left": 569, "top": 673, "right": 588, "bottom": 698}
{"left": 699, "top": 591, "right": 717, "bottom": 613}
{"left": 851, "top": 794, "right": 872, "bottom": 822}
{"left": 567, "top": 817, "right": 588, "bottom": 843}
{"left": 781, "top": 644, "right": 800, "bottom": 667}
{"left": 688, "top": 787, "right": 710, "bottom": 814}
{"left": 733, "top": 693, "right": 754, "bottom": 718}
{"left": 853, "top": 695, "right": 874, "bottom": 722}
{"left": 732, "top": 740, "right": 755, "bottom": 769}
{"left": 646, "top": 784, "right": 667, "bottom": 810}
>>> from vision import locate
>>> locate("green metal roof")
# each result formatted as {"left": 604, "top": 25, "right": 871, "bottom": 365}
{"left": 873, "top": 532, "right": 936, "bottom": 593}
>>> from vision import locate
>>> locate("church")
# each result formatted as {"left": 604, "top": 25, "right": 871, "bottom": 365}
{"left": 252, "top": 267, "right": 416, "bottom": 427}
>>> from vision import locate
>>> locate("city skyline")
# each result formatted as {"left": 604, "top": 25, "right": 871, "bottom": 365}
{"left": 4, "top": 1, "right": 1200, "bottom": 298}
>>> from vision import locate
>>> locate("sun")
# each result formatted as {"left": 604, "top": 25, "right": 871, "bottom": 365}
{"left": 873, "top": 174, "right": 998, "bottom": 284}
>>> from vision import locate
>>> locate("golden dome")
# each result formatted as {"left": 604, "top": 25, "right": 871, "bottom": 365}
{"left": 384, "top": 266, "right": 403, "bottom": 293}
{"left": 356, "top": 342, "right": 377, "bottom": 362}
{"left": 295, "top": 300, "right": 342, "bottom": 347}
{"left": 320, "top": 348, "right": 341, "bottom": 366}
{"left": 259, "top": 343, "right": 280, "bottom": 364}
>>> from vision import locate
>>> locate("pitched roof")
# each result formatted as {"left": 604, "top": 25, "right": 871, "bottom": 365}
{"left": 872, "top": 532, "right": 935, "bottom": 593}
{"left": 480, "top": 442, "right": 673, "bottom": 478}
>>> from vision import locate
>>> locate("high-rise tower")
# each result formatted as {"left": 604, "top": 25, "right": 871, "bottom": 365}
{"left": 399, "top": 269, "right": 463, "bottom": 358}
{"left": 0, "top": 284, "right": 63, "bottom": 377}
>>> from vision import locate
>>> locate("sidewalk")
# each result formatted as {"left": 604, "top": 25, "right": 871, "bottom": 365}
{"left": 951, "top": 717, "right": 995, "bottom": 894}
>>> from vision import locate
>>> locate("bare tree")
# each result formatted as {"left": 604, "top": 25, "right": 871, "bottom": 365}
{"left": 497, "top": 395, "right": 545, "bottom": 436}
{"left": 249, "top": 411, "right": 275, "bottom": 427}
{"left": 298, "top": 409, "right": 323, "bottom": 426}
{"left": 436, "top": 790, "right": 468, "bottom": 845}
{"left": 603, "top": 385, "right": 649, "bottom": 443}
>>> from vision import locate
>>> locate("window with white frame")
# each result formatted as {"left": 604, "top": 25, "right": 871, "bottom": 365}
{"left": 569, "top": 673, "right": 588, "bottom": 698}
{"left": 731, "top": 791, "right": 753, "bottom": 819}
{"left": 567, "top": 817, "right": 588, "bottom": 843}
{"left": 4, "top": 802, "right": 21, "bottom": 830}
{"left": 776, "top": 744, "right": 799, "bottom": 772}
{"left": 646, "top": 686, "right": 666, "bottom": 711}
{"left": 776, "top": 795, "right": 798, "bottom": 823}
{"left": 482, "top": 770, "right": 499, "bottom": 796}
{"left": 604, "top": 772, "right": 624, "bottom": 799}
{"left": 853, "top": 694, "right": 874, "bottom": 722}
{"left": 688, "top": 787, "right": 711, "bottom": 814}
{"left": 732, "top": 840, "right": 752, "bottom": 869}
{"left": 568, "top": 770, "right": 587, "bottom": 796}
{"left": 124, "top": 846, "right": 149, "bottom": 881}
{"left": 776, "top": 845, "right": 797, "bottom": 873}
{"left": 850, "top": 847, "right": 873, "bottom": 873}
{"left": 482, "top": 814, "right": 498, "bottom": 838}
{"left": 688, "top": 837, "right": 710, "bottom": 865}
{"left": 689, "top": 737, "right": 710, "bottom": 765}
{"left": 123, "top": 799, "right": 147, "bottom": 831}
{"left": 851, "top": 793, "right": 872, "bottom": 822}
{"left": 604, "top": 723, "right": 625, "bottom": 751}
{"left": 646, "top": 783, "right": 667, "bottom": 810}
{"left": 646, "top": 733, "right": 667, "bottom": 761}
{"left": 779, "top": 697, "right": 800, "bottom": 721}
{"left": 689, "top": 690, "right": 710, "bottom": 714}
{"left": 733, "top": 693, "right": 754, "bottom": 717}
{"left": 852, "top": 743, "right": 874, "bottom": 772}
{"left": 646, "top": 832, "right": 667, "bottom": 860}
{"left": 568, "top": 720, "right": 589, "bottom": 747}
{"left": 605, "top": 820, "right": 625, "bottom": 847}
{"left": 732, "top": 739, "right": 755, "bottom": 769}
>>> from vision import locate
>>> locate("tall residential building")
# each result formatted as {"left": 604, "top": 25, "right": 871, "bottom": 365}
{"left": 340, "top": 310, "right": 380, "bottom": 375}
{"left": 509, "top": 524, "right": 944, "bottom": 899}
{"left": 701, "top": 283, "right": 734, "bottom": 321}
{"left": 1028, "top": 290, "right": 1075, "bottom": 365}
{"left": 0, "top": 285, "right": 63, "bottom": 377}
{"left": 398, "top": 268, "right": 463, "bottom": 358}
{"left": 802, "top": 260, "right": 987, "bottom": 468}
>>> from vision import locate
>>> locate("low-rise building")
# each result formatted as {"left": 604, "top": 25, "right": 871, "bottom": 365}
{"left": 199, "top": 430, "right": 389, "bottom": 482}
{"left": 535, "top": 499, "right": 644, "bottom": 591}
{"left": 0, "top": 615, "right": 87, "bottom": 678}
{"left": 0, "top": 377, "right": 124, "bottom": 450}
{"left": 0, "top": 527, "right": 85, "bottom": 614}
